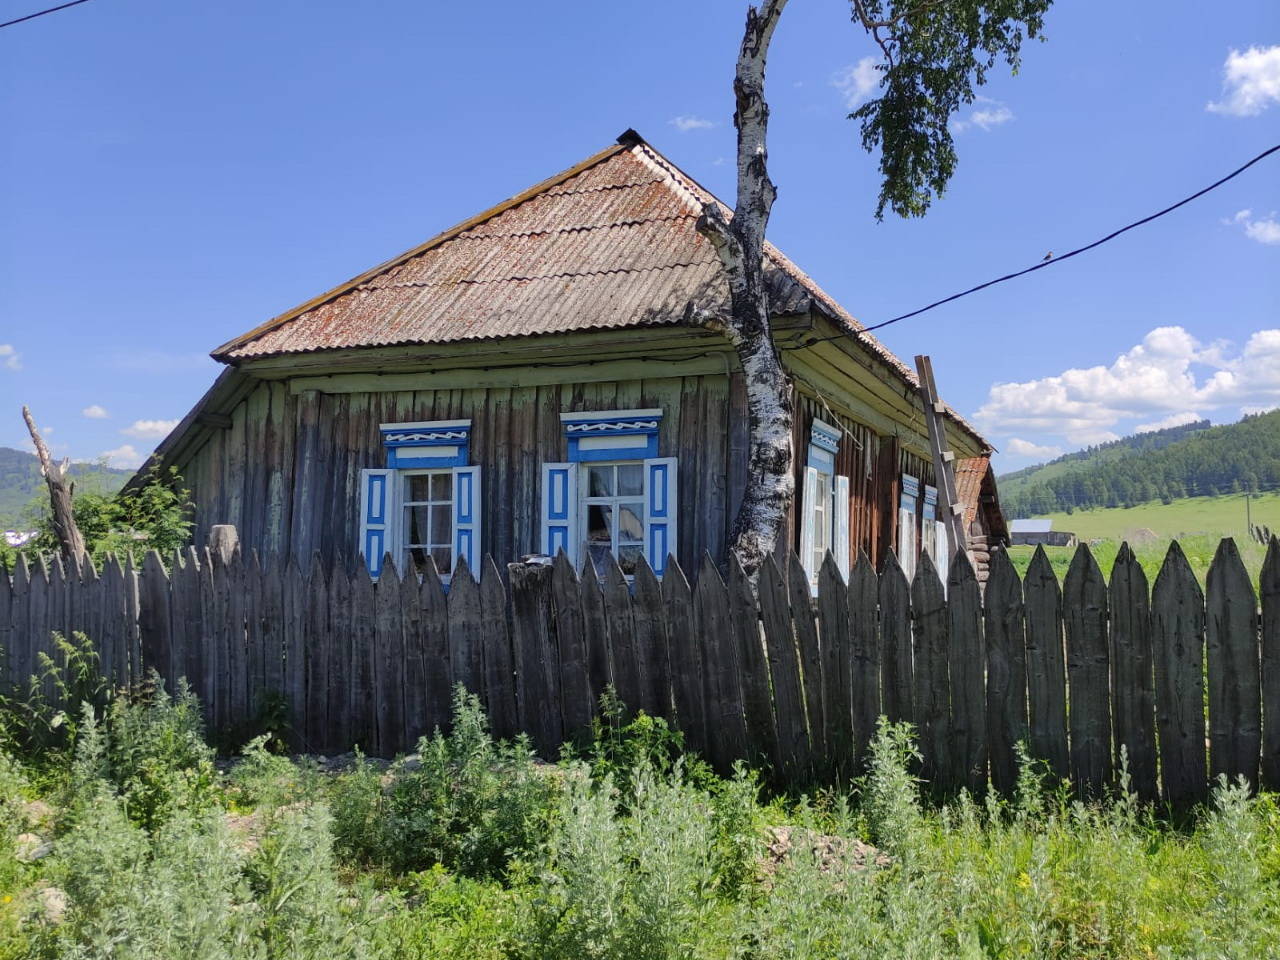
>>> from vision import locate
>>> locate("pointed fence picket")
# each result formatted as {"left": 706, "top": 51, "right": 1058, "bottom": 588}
{"left": 1, "top": 537, "right": 1278, "bottom": 803}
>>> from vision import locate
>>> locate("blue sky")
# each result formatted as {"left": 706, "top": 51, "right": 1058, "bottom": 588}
{"left": 1, "top": 0, "right": 1277, "bottom": 472}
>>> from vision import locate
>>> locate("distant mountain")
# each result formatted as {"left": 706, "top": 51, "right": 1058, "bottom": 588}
{"left": 999, "top": 411, "right": 1280, "bottom": 517}
{"left": 0, "top": 447, "right": 132, "bottom": 529}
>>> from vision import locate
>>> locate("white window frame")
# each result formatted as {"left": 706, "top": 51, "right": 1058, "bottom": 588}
{"left": 898, "top": 474, "right": 920, "bottom": 582}
{"left": 800, "top": 418, "right": 851, "bottom": 592}
{"left": 359, "top": 419, "right": 480, "bottom": 581}
{"left": 400, "top": 468, "right": 457, "bottom": 580}
{"left": 578, "top": 460, "right": 648, "bottom": 576}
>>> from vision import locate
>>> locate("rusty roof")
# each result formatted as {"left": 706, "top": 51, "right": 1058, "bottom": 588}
{"left": 955, "top": 456, "right": 1009, "bottom": 542}
{"left": 212, "top": 130, "right": 986, "bottom": 445}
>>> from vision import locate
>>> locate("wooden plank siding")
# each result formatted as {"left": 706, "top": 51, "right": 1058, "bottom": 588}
{"left": 172, "top": 371, "right": 943, "bottom": 578}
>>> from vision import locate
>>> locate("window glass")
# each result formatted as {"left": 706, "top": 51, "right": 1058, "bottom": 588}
{"left": 581, "top": 461, "right": 648, "bottom": 575}
{"left": 404, "top": 470, "right": 454, "bottom": 576}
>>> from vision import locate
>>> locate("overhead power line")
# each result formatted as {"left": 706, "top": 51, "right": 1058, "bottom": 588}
{"left": 785, "top": 141, "right": 1280, "bottom": 349}
{"left": 1, "top": 0, "right": 93, "bottom": 30}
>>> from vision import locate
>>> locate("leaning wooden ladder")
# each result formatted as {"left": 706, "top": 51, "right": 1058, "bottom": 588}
{"left": 914, "top": 355, "right": 970, "bottom": 564}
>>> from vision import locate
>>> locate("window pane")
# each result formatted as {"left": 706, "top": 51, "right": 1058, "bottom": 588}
{"left": 587, "top": 465, "right": 614, "bottom": 497}
{"left": 586, "top": 504, "right": 613, "bottom": 543}
{"left": 431, "top": 546, "right": 453, "bottom": 573}
{"left": 587, "top": 542, "right": 612, "bottom": 574}
{"left": 617, "top": 463, "right": 643, "bottom": 496}
{"left": 618, "top": 544, "right": 644, "bottom": 575}
{"left": 430, "top": 504, "right": 452, "bottom": 543}
{"left": 408, "top": 547, "right": 432, "bottom": 576}
{"left": 405, "top": 505, "right": 430, "bottom": 545}
{"left": 618, "top": 503, "right": 644, "bottom": 542}
{"left": 430, "top": 473, "right": 452, "bottom": 501}
{"left": 406, "top": 475, "right": 432, "bottom": 502}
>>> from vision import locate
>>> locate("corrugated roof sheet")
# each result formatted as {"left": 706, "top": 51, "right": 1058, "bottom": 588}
{"left": 1011, "top": 519, "right": 1053, "bottom": 533}
{"left": 955, "top": 456, "right": 988, "bottom": 530}
{"left": 213, "top": 133, "right": 984, "bottom": 444}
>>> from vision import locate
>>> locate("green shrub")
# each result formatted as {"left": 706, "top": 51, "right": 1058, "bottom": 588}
{"left": 331, "top": 686, "right": 557, "bottom": 879}
{"left": 67, "top": 673, "right": 216, "bottom": 830}
{"left": 0, "top": 632, "right": 110, "bottom": 760}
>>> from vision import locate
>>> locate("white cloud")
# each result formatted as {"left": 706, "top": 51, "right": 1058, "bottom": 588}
{"left": 100, "top": 444, "right": 145, "bottom": 470}
{"left": 1227, "top": 208, "right": 1280, "bottom": 245}
{"left": 82, "top": 404, "right": 110, "bottom": 419}
{"left": 952, "top": 98, "right": 1015, "bottom": 134}
{"left": 121, "top": 418, "right": 179, "bottom": 439}
{"left": 669, "top": 115, "right": 716, "bottom": 132}
{"left": 831, "top": 57, "right": 880, "bottom": 109}
{"left": 1005, "top": 437, "right": 1063, "bottom": 459}
{"left": 1207, "top": 45, "right": 1280, "bottom": 116}
{"left": 0, "top": 344, "right": 20, "bottom": 371}
{"left": 1242, "top": 403, "right": 1280, "bottom": 416}
{"left": 974, "top": 325, "right": 1280, "bottom": 449}
{"left": 1135, "top": 411, "right": 1202, "bottom": 433}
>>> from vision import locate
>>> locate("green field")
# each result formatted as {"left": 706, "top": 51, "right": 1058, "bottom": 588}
{"left": 1005, "top": 491, "right": 1279, "bottom": 585}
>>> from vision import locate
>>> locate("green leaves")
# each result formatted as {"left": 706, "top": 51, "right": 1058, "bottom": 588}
{"left": 849, "top": 0, "right": 1053, "bottom": 219}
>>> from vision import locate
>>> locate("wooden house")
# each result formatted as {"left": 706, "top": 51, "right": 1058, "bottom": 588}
{"left": 138, "top": 130, "right": 1006, "bottom": 585}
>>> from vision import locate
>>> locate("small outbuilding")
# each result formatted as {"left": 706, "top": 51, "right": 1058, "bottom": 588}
{"left": 1010, "top": 518, "right": 1077, "bottom": 548}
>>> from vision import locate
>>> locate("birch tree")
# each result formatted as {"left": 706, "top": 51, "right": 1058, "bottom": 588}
{"left": 700, "top": 0, "right": 1052, "bottom": 573}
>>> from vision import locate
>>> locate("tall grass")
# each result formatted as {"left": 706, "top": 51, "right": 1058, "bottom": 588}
{"left": 2, "top": 669, "right": 1279, "bottom": 959}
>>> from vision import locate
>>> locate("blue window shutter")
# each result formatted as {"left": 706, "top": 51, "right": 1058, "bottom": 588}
{"left": 453, "top": 465, "right": 481, "bottom": 573}
{"left": 643, "top": 457, "right": 678, "bottom": 576}
{"left": 834, "top": 474, "right": 851, "bottom": 580}
{"left": 359, "top": 468, "right": 395, "bottom": 580}
{"left": 541, "top": 462, "right": 578, "bottom": 563}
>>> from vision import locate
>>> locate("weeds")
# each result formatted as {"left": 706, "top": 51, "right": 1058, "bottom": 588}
{"left": 2, "top": 680, "right": 1280, "bottom": 959}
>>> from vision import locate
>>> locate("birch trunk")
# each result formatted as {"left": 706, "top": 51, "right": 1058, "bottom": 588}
{"left": 22, "top": 405, "right": 86, "bottom": 566}
{"left": 697, "top": 0, "right": 794, "bottom": 576}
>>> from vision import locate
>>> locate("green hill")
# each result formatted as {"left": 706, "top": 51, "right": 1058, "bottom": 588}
{"left": 0, "top": 446, "right": 132, "bottom": 530}
{"left": 999, "top": 410, "right": 1280, "bottom": 518}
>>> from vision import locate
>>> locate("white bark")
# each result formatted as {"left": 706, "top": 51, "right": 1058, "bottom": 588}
{"left": 697, "top": 0, "right": 795, "bottom": 575}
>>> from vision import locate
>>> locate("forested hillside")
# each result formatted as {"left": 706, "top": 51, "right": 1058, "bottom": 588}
{"left": 0, "top": 446, "right": 131, "bottom": 528}
{"left": 1001, "top": 410, "right": 1280, "bottom": 516}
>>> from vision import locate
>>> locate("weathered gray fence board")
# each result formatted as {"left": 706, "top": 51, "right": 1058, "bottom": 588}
{"left": 631, "top": 557, "right": 671, "bottom": 719}
{"left": 788, "top": 553, "right": 827, "bottom": 766}
{"left": 696, "top": 555, "right": 748, "bottom": 773}
{"left": 729, "top": 556, "right": 777, "bottom": 769}
{"left": 1262, "top": 538, "right": 1280, "bottom": 792}
{"left": 601, "top": 556, "right": 641, "bottom": 713}
{"left": 1024, "top": 546, "right": 1069, "bottom": 780}
{"left": 848, "top": 551, "right": 881, "bottom": 765}
{"left": 758, "top": 555, "right": 809, "bottom": 780}
{"left": 1064, "top": 544, "right": 1111, "bottom": 796}
{"left": 2, "top": 539, "right": 1272, "bottom": 802}
{"left": 418, "top": 563, "right": 452, "bottom": 737}
{"left": 1205, "top": 538, "right": 1260, "bottom": 787}
{"left": 911, "top": 554, "right": 950, "bottom": 792}
{"left": 879, "top": 552, "right": 913, "bottom": 724}
{"left": 817, "top": 555, "right": 852, "bottom": 775}
{"left": 984, "top": 549, "right": 1027, "bottom": 795}
{"left": 550, "top": 553, "right": 592, "bottom": 742}
{"left": 1153, "top": 542, "right": 1207, "bottom": 806}
{"left": 948, "top": 551, "right": 986, "bottom": 795}
{"left": 509, "top": 560, "right": 562, "bottom": 753}
{"left": 663, "top": 560, "right": 705, "bottom": 753}
{"left": 1109, "top": 544, "right": 1157, "bottom": 800}
{"left": 480, "top": 557, "right": 516, "bottom": 740}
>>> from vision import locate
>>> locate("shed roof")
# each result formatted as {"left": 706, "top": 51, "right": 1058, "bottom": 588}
{"left": 954, "top": 455, "right": 1009, "bottom": 543}
{"left": 211, "top": 130, "right": 986, "bottom": 445}
{"left": 1010, "top": 519, "right": 1053, "bottom": 533}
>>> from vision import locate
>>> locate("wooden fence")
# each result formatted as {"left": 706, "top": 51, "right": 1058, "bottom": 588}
{"left": 2, "top": 538, "right": 1279, "bottom": 803}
